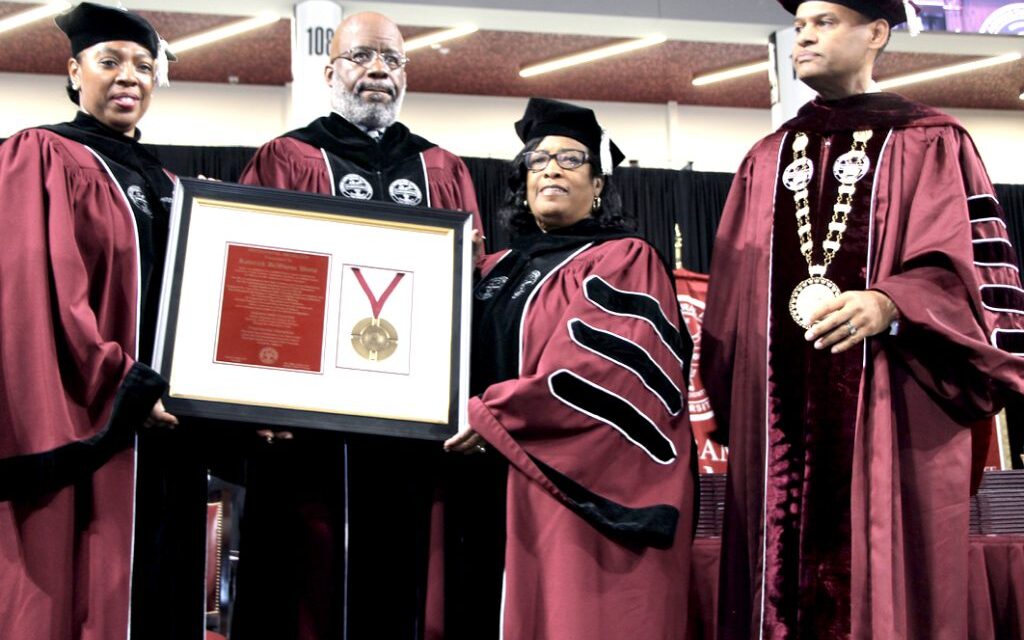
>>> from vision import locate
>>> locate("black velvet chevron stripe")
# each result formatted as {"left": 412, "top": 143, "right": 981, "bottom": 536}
{"left": 568, "top": 319, "right": 682, "bottom": 414}
{"left": 549, "top": 370, "right": 676, "bottom": 464}
{"left": 974, "top": 239, "right": 1019, "bottom": 267}
{"left": 994, "top": 330, "right": 1024, "bottom": 355}
{"left": 968, "top": 195, "right": 1004, "bottom": 221}
{"left": 583, "top": 276, "right": 693, "bottom": 364}
{"left": 982, "top": 285, "right": 1024, "bottom": 314}
{"left": 528, "top": 455, "right": 679, "bottom": 549}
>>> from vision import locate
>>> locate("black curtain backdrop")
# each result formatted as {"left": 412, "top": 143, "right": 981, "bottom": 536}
{"left": 461, "top": 156, "right": 514, "bottom": 253}
{"left": 613, "top": 166, "right": 684, "bottom": 271}
{"left": 678, "top": 170, "right": 736, "bottom": 273}
{"left": 998, "top": 184, "right": 1024, "bottom": 266}
{"left": 144, "top": 144, "right": 255, "bottom": 184}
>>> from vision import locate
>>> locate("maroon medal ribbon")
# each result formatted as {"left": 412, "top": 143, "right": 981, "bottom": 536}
{"left": 352, "top": 267, "right": 405, "bottom": 319}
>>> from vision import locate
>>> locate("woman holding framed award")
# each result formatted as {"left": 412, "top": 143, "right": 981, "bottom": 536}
{"left": 444, "top": 97, "right": 695, "bottom": 640}
{"left": 0, "top": 4, "right": 178, "bottom": 639}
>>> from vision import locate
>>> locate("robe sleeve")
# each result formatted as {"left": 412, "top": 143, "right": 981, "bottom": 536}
{"left": 870, "top": 127, "right": 1024, "bottom": 421}
{"left": 238, "top": 137, "right": 332, "bottom": 194}
{"left": 423, "top": 147, "right": 483, "bottom": 234}
{"left": 468, "top": 239, "right": 693, "bottom": 548}
{"left": 700, "top": 154, "right": 757, "bottom": 444}
{"left": 700, "top": 150, "right": 761, "bottom": 445}
{"left": 0, "top": 130, "right": 165, "bottom": 500}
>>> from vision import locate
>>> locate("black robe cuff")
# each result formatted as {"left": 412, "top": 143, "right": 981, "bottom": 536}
{"left": 0, "top": 361, "right": 166, "bottom": 501}
{"left": 530, "top": 455, "right": 679, "bottom": 549}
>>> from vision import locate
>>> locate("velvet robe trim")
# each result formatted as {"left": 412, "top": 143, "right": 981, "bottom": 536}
{"left": 760, "top": 127, "right": 889, "bottom": 638}
{"left": 530, "top": 455, "right": 679, "bottom": 548}
{"left": 568, "top": 319, "right": 684, "bottom": 414}
{"left": 40, "top": 112, "right": 175, "bottom": 206}
{"left": 0, "top": 362, "right": 164, "bottom": 501}
{"left": 583, "top": 275, "right": 694, "bottom": 373}
{"left": 285, "top": 112, "right": 436, "bottom": 168}
{"left": 781, "top": 92, "right": 960, "bottom": 133}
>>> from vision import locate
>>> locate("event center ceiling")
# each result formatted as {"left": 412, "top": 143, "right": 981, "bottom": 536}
{"left": 0, "top": 1, "right": 1022, "bottom": 110}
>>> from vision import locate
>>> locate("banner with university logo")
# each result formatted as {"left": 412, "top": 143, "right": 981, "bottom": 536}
{"left": 675, "top": 269, "right": 728, "bottom": 474}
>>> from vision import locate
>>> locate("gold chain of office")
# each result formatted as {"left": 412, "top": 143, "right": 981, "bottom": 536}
{"left": 782, "top": 128, "right": 873, "bottom": 328}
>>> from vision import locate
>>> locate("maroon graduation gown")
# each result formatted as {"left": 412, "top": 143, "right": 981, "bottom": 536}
{"left": 0, "top": 128, "right": 166, "bottom": 640}
{"left": 233, "top": 117, "right": 481, "bottom": 640}
{"left": 702, "top": 93, "right": 1024, "bottom": 640}
{"left": 468, "top": 235, "right": 695, "bottom": 639}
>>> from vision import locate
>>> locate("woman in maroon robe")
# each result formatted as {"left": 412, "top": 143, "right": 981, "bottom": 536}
{"left": 443, "top": 98, "right": 695, "bottom": 640}
{"left": 0, "top": 4, "right": 177, "bottom": 639}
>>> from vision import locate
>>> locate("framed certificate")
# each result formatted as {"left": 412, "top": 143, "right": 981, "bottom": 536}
{"left": 153, "top": 178, "right": 473, "bottom": 441}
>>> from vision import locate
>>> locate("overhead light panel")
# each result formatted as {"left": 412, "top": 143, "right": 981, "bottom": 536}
{"left": 169, "top": 11, "right": 279, "bottom": 54}
{"left": 877, "top": 52, "right": 1022, "bottom": 90}
{"left": 0, "top": 1, "right": 70, "bottom": 36}
{"left": 692, "top": 59, "right": 771, "bottom": 86}
{"left": 405, "top": 24, "right": 478, "bottom": 52}
{"left": 520, "top": 34, "right": 667, "bottom": 78}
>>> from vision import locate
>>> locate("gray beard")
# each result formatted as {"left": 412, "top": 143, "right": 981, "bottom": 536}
{"left": 331, "top": 86, "right": 404, "bottom": 131}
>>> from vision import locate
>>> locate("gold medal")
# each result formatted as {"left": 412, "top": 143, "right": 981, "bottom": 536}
{"left": 789, "top": 277, "right": 841, "bottom": 329}
{"left": 349, "top": 267, "right": 406, "bottom": 362}
{"left": 351, "top": 316, "right": 399, "bottom": 361}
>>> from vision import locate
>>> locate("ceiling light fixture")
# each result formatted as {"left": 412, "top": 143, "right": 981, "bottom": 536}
{"left": 0, "top": 1, "right": 70, "bottom": 36}
{"left": 877, "top": 51, "right": 1022, "bottom": 90}
{"left": 168, "top": 11, "right": 279, "bottom": 54}
{"left": 519, "top": 34, "right": 667, "bottom": 78}
{"left": 692, "top": 59, "right": 771, "bottom": 86}
{"left": 405, "top": 24, "right": 478, "bottom": 53}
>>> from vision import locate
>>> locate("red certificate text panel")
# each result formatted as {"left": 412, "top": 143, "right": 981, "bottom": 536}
{"left": 215, "top": 244, "right": 329, "bottom": 373}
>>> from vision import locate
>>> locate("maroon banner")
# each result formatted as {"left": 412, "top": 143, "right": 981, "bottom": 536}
{"left": 215, "top": 244, "right": 329, "bottom": 373}
{"left": 675, "top": 269, "right": 728, "bottom": 474}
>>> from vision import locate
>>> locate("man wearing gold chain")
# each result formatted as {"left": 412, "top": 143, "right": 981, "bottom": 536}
{"left": 702, "top": 1, "right": 1024, "bottom": 638}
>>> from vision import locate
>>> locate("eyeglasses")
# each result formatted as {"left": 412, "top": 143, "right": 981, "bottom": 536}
{"left": 523, "top": 149, "right": 589, "bottom": 172}
{"left": 332, "top": 47, "right": 409, "bottom": 71}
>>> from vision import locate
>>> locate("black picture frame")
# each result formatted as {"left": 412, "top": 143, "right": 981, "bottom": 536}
{"left": 152, "top": 178, "right": 472, "bottom": 441}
